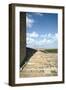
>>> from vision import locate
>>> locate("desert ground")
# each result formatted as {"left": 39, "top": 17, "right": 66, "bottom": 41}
{"left": 20, "top": 49, "right": 58, "bottom": 77}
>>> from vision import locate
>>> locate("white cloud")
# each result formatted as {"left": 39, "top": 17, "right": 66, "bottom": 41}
{"left": 27, "top": 32, "right": 39, "bottom": 38}
{"left": 27, "top": 37, "right": 34, "bottom": 44}
{"left": 26, "top": 16, "right": 34, "bottom": 28}
{"left": 26, "top": 13, "right": 43, "bottom": 28}
{"left": 48, "top": 33, "right": 52, "bottom": 38}
{"left": 26, "top": 32, "right": 58, "bottom": 48}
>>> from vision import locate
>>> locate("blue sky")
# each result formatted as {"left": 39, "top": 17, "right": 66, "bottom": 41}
{"left": 26, "top": 12, "right": 58, "bottom": 49}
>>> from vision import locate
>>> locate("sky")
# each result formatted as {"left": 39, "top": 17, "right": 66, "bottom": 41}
{"left": 26, "top": 12, "right": 58, "bottom": 49}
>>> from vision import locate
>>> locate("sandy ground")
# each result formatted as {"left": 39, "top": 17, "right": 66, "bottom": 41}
{"left": 20, "top": 50, "right": 58, "bottom": 77}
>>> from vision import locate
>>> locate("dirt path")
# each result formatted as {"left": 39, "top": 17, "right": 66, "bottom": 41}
{"left": 20, "top": 50, "right": 58, "bottom": 77}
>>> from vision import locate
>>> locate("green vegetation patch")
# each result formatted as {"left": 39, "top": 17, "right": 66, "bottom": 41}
{"left": 41, "top": 49, "right": 58, "bottom": 53}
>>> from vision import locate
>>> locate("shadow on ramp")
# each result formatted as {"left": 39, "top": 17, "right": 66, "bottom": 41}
{"left": 20, "top": 47, "right": 37, "bottom": 68}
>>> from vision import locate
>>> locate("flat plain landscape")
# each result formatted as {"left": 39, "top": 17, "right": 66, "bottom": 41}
{"left": 20, "top": 48, "right": 58, "bottom": 77}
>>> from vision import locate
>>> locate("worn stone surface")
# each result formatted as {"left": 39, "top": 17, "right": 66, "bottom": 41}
{"left": 20, "top": 50, "right": 58, "bottom": 77}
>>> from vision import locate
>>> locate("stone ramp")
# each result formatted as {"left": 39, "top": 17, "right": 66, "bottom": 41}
{"left": 20, "top": 50, "right": 58, "bottom": 77}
